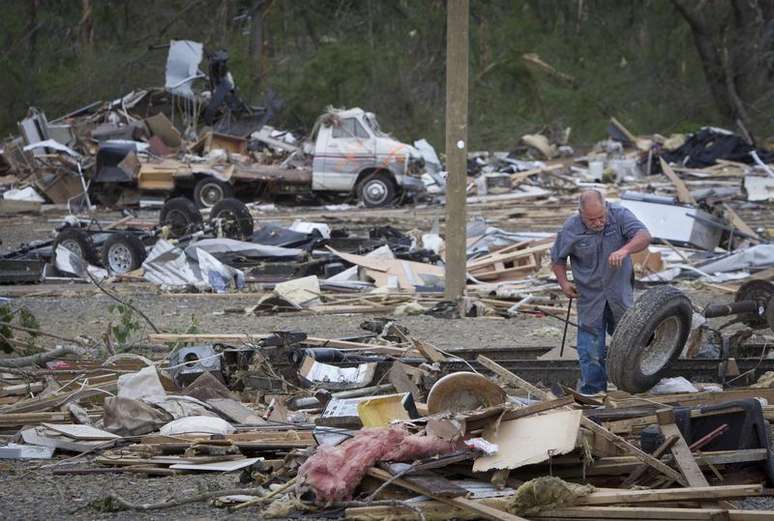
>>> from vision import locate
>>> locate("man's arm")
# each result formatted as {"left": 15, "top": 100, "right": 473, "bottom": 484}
{"left": 552, "top": 261, "right": 578, "bottom": 298}
{"left": 608, "top": 229, "right": 652, "bottom": 268}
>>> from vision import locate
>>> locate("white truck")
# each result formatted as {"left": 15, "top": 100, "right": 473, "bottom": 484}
{"left": 308, "top": 107, "right": 426, "bottom": 206}
{"left": 92, "top": 107, "right": 429, "bottom": 208}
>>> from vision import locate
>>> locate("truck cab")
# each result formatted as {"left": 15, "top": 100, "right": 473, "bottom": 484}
{"left": 310, "top": 107, "right": 425, "bottom": 207}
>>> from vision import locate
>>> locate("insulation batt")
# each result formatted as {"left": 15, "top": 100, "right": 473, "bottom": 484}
{"left": 298, "top": 426, "right": 457, "bottom": 503}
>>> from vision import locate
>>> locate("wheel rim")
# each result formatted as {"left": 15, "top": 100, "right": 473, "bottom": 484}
{"left": 200, "top": 183, "right": 224, "bottom": 207}
{"left": 165, "top": 209, "right": 190, "bottom": 236}
{"left": 60, "top": 239, "right": 84, "bottom": 259}
{"left": 107, "top": 243, "right": 133, "bottom": 273}
{"left": 364, "top": 180, "right": 388, "bottom": 205}
{"left": 214, "top": 210, "right": 242, "bottom": 237}
{"left": 638, "top": 316, "right": 681, "bottom": 376}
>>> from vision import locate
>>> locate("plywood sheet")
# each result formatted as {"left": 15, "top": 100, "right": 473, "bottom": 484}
{"left": 473, "top": 409, "right": 581, "bottom": 472}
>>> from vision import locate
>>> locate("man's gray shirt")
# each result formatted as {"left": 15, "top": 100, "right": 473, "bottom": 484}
{"left": 550, "top": 204, "right": 647, "bottom": 329}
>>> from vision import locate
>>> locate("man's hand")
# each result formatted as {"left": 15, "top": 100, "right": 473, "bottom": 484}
{"left": 560, "top": 282, "right": 578, "bottom": 299}
{"left": 608, "top": 247, "right": 629, "bottom": 268}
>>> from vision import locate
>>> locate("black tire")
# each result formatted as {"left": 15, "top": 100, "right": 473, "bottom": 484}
{"left": 101, "top": 233, "right": 147, "bottom": 274}
{"left": 52, "top": 227, "right": 99, "bottom": 266}
{"left": 193, "top": 177, "right": 234, "bottom": 209}
{"left": 209, "top": 198, "right": 254, "bottom": 240}
{"left": 92, "top": 185, "right": 123, "bottom": 208}
{"left": 159, "top": 197, "right": 203, "bottom": 237}
{"left": 357, "top": 172, "right": 397, "bottom": 208}
{"left": 608, "top": 286, "right": 693, "bottom": 393}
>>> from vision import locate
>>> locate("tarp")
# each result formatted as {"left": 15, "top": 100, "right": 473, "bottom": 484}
{"left": 165, "top": 40, "right": 204, "bottom": 98}
{"left": 186, "top": 238, "right": 303, "bottom": 259}
{"left": 697, "top": 245, "right": 774, "bottom": 273}
{"left": 142, "top": 239, "right": 245, "bottom": 292}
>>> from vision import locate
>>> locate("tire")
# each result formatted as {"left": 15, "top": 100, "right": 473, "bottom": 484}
{"left": 101, "top": 233, "right": 147, "bottom": 274}
{"left": 608, "top": 286, "right": 693, "bottom": 393}
{"left": 159, "top": 197, "right": 203, "bottom": 237}
{"left": 193, "top": 177, "right": 233, "bottom": 208}
{"left": 357, "top": 172, "right": 397, "bottom": 208}
{"left": 52, "top": 227, "right": 99, "bottom": 266}
{"left": 209, "top": 198, "right": 254, "bottom": 240}
{"left": 92, "top": 185, "right": 123, "bottom": 207}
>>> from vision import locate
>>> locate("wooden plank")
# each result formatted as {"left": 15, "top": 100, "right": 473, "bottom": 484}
{"left": 206, "top": 399, "right": 266, "bottom": 425}
{"left": 169, "top": 457, "right": 260, "bottom": 472}
{"left": 477, "top": 355, "right": 687, "bottom": 485}
{"left": 347, "top": 496, "right": 772, "bottom": 521}
{"left": 533, "top": 506, "right": 774, "bottom": 519}
{"left": 40, "top": 423, "right": 120, "bottom": 441}
{"left": 0, "top": 412, "right": 71, "bottom": 427}
{"left": 147, "top": 333, "right": 408, "bottom": 355}
{"left": 575, "top": 484, "right": 760, "bottom": 505}
{"left": 510, "top": 164, "right": 564, "bottom": 186}
{"left": 657, "top": 409, "right": 709, "bottom": 488}
{"left": 477, "top": 355, "right": 548, "bottom": 399}
{"left": 381, "top": 463, "right": 469, "bottom": 498}
{"left": 722, "top": 202, "right": 761, "bottom": 240}
{"left": 366, "top": 467, "right": 529, "bottom": 521}
{"left": 621, "top": 434, "right": 678, "bottom": 487}
{"left": 660, "top": 157, "right": 697, "bottom": 204}
{"left": 464, "top": 396, "right": 575, "bottom": 432}
{"left": 582, "top": 418, "right": 689, "bottom": 486}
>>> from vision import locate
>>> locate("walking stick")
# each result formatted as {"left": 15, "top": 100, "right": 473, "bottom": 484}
{"left": 559, "top": 297, "right": 573, "bottom": 357}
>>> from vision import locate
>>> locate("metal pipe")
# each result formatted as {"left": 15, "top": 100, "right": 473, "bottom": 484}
{"left": 703, "top": 300, "right": 760, "bottom": 318}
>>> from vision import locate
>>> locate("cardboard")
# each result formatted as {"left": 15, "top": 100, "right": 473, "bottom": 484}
{"left": 473, "top": 409, "right": 582, "bottom": 472}
{"left": 144, "top": 113, "right": 182, "bottom": 148}
{"left": 170, "top": 457, "right": 260, "bottom": 472}
{"left": 327, "top": 246, "right": 444, "bottom": 290}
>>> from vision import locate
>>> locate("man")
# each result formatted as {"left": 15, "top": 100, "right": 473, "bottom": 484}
{"left": 550, "top": 190, "right": 651, "bottom": 394}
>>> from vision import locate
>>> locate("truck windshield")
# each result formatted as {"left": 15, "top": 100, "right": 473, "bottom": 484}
{"left": 364, "top": 114, "right": 387, "bottom": 137}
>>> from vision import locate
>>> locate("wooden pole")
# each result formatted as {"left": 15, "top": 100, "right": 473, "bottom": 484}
{"left": 444, "top": 0, "right": 469, "bottom": 301}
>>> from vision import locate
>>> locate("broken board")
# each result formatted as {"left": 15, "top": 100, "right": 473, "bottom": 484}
{"left": 473, "top": 409, "right": 582, "bottom": 472}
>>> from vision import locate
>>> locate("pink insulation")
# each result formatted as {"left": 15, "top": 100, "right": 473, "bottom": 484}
{"left": 382, "top": 431, "right": 458, "bottom": 461}
{"left": 298, "top": 426, "right": 457, "bottom": 504}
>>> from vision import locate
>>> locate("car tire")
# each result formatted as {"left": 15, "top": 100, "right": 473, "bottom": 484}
{"left": 357, "top": 172, "right": 397, "bottom": 208}
{"left": 193, "top": 177, "right": 234, "bottom": 208}
{"left": 101, "top": 233, "right": 147, "bottom": 274}
{"left": 52, "top": 227, "right": 99, "bottom": 266}
{"left": 209, "top": 198, "right": 254, "bottom": 240}
{"left": 159, "top": 197, "right": 203, "bottom": 237}
{"left": 608, "top": 285, "right": 693, "bottom": 393}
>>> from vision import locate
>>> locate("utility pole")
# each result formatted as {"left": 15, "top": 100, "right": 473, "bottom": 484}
{"left": 444, "top": 0, "right": 469, "bottom": 301}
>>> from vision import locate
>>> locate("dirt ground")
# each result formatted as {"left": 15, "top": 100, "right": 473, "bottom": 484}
{"left": 0, "top": 209, "right": 771, "bottom": 519}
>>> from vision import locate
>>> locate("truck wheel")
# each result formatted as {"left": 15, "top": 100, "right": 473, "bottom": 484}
{"left": 608, "top": 286, "right": 693, "bottom": 393}
{"left": 159, "top": 197, "right": 203, "bottom": 237}
{"left": 193, "top": 178, "right": 233, "bottom": 208}
{"left": 358, "top": 172, "right": 397, "bottom": 208}
{"left": 52, "top": 227, "right": 99, "bottom": 266}
{"left": 209, "top": 198, "right": 254, "bottom": 240}
{"left": 101, "top": 233, "right": 147, "bottom": 274}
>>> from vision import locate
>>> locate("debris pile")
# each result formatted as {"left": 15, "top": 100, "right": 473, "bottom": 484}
{"left": 2, "top": 322, "right": 774, "bottom": 519}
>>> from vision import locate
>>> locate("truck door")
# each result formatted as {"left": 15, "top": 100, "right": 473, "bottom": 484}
{"left": 314, "top": 117, "right": 375, "bottom": 191}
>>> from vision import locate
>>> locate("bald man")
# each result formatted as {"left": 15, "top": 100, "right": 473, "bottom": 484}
{"left": 550, "top": 190, "right": 651, "bottom": 394}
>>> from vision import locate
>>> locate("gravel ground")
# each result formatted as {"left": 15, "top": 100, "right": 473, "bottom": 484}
{"left": 2, "top": 211, "right": 774, "bottom": 518}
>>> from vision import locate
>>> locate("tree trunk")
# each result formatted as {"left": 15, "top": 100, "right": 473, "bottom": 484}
{"left": 80, "top": 0, "right": 94, "bottom": 52}
{"left": 672, "top": 0, "right": 773, "bottom": 134}
{"left": 248, "top": 0, "right": 272, "bottom": 99}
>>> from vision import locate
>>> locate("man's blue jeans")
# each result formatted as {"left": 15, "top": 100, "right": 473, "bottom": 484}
{"left": 577, "top": 303, "right": 616, "bottom": 394}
